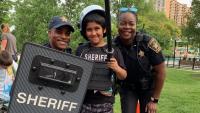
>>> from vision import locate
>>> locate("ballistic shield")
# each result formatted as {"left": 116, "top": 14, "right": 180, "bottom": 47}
{"left": 8, "top": 43, "right": 94, "bottom": 113}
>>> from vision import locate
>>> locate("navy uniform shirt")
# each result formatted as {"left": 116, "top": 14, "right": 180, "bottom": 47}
{"left": 114, "top": 34, "right": 165, "bottom": 86}
{"left": 43, "top": 43, "right": 72, "bottom": 54}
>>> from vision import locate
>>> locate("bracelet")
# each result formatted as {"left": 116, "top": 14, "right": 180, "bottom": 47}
{"left": 150, "top": 97, "right": 159, "bottom": 103}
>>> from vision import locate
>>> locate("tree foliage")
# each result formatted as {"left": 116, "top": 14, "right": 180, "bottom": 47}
{"left": 112, "top": 0, "right": 180, "bottom": 50}
{"left": 11, "top": 0, "right": 181, "bottom": 53}
{"left": 182, "top": 0, "right": 200, "bottom": 48}
{"left": 59, "top": 0, "right": 105, "bottom": 50}
{"left": 0, "top": 0, "right": 13, "bottom": 24}
{"left": 137, "top": 0, "right": 180, "bottom": 50}
{"left": 13, "top": 0, "right": 63, "bottom": 50}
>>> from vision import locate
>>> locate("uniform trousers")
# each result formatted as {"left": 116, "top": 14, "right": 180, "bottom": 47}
{"left": 120, "top": 86, "right": 152, "bottom": 113}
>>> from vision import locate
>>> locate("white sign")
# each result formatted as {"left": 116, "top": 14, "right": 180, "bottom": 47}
{"left": 16, "top": 92, "right": 78, "bottom": 112}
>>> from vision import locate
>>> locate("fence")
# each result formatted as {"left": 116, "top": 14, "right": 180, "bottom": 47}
{"left": 165, "top": 56, "right": 200, "bottom": 70}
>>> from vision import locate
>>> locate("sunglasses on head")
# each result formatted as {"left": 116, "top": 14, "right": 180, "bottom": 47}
{"left": 119, "top": 7, "right": 138, "bottom": 13}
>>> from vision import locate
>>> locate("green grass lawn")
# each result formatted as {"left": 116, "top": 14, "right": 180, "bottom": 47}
{"left": 114, "top": 68, "right": 200, "bottom": 113}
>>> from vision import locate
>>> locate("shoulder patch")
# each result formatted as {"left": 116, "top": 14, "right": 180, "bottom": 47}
{"left": 148, "top": 38, "right": 161, "bottom": 53}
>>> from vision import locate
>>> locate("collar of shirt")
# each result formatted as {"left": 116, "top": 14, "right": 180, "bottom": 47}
{"left": 43, "top": 43, "right": 72, "bottom": 54}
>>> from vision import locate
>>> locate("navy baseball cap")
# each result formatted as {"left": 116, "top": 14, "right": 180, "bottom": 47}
{"left": 48, "top": 16, "right": 74, "bottom": 32}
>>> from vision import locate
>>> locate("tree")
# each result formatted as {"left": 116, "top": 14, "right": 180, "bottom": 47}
{"left": 60, "top": 0, "right": 105, "bottom": 51}
{"left": 11, "top": 0, "right": 181, "bottom": 54}
{"left": 112, "top": 0, "right": 180, "bottom": 51}
{"left": 0, "top": 0, "right": 13, "bottom": 24}
{"left": 13, "top": 0, "right": 106, "bottom": 51}
{"left": 182, "top": 0, "right": 200, "bottom": 49}
{"left": 13, "top": 0, "right": 63, "bottom": 50}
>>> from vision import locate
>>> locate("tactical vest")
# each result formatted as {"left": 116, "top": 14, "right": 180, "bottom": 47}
{"left": 79, "top": 43, "right": 113, "bottom": 91}
{"left": 114, "top": 33, "right": 155, "bottom": 90}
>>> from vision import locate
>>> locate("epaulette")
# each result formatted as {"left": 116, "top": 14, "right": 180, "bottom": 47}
{"left": 142, "top": 34, "right": 151, "bottom": 42}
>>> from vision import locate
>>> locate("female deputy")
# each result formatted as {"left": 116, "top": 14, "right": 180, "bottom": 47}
{"left": 114, "top": 7, "right": 166, "bottom": 113}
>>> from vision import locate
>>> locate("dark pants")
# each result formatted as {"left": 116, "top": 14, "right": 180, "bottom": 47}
{"left": 120, "top": 87, "right": 152, "bottom": 113}
{"left": 80, "top": 103, "right": 113, "bottom": 113}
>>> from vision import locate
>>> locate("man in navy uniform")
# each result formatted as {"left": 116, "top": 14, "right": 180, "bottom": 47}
{"left": 44, "top": 16, "right": 74, "bottom": 53}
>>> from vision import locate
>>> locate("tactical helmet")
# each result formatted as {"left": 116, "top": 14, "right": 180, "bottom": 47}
{"left": 79, "top": 5, "right": 105, "bottom": 40}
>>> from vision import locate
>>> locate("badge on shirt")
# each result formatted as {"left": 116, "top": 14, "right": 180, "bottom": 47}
{"left": 148, "top": 38, "right": 161, "bottom": 53}
{"left": 60, "top": 16, "right": 68, "bottom": 22}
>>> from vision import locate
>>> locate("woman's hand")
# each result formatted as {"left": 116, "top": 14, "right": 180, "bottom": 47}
{"left": 145, "top": 101, "right": 157, "bottom": 113}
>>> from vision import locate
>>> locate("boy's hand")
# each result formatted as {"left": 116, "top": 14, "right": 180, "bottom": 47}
{"left": 107, "top": 57, "right": 127, "bottom": 80}
{"left": 107, "top": 57, "right": 119, "bottom": 72}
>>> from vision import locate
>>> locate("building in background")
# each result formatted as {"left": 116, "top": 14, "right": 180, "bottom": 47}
{"left": 155, "top": 0, "right": 191, "bottom": 26}
{"left": 155, "top": 0, "right": 165, "bottom": 12}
